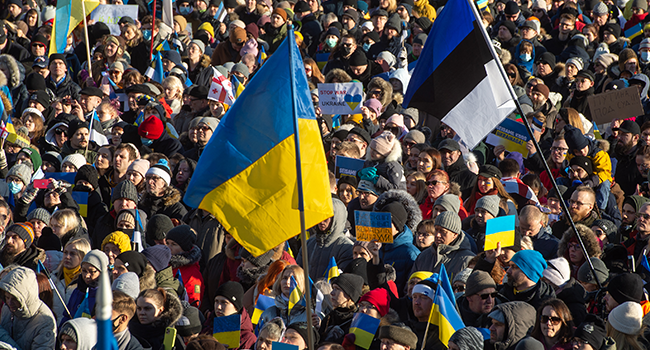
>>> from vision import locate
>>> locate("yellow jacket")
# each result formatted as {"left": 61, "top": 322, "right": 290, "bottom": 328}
{"left": 566, "top": 148, "right": 613, "bottom": 184}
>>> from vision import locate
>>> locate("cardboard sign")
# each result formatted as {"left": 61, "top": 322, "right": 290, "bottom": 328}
{"left": 485, "top": 118, "right": 531, "bottom": 157}
{"left": 355, "top": 211, "right": 393, "bottom": 243}
{"left": 91, "top": 5, "right": 139, "bottom": 35}
{"left": 484, "top": 215, "right": 516, "bottom": 251}
{"left": 335, "top": 155, "right": 365, "bottom": 179}
{"left": 318, "top": 83, "right": 364, "bottom": 114}
{"left": 587, "top": 86, "right": 644, "bottom": 124}
{"left": 350, "top": 312, "right": 381, "bottom": 349}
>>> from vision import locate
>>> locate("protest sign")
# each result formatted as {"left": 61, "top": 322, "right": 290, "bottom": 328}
{"left": 355, "top": 211, "right": 393, "bottom": 243}
{"left": 484, "top": 215, "right": 516, "bottom": 251}
{"left": 587, "top": 86, "right": 644, "bottom": 124}
{"left": 91, "top": 5, "right": 139, "bottom": 35}
{"left": 319, "top": 83, "right": 364, "bottom": 115}
{"left": 335, "top": 155, "right": 365, "bottom": 179}
{"left": 485, "top": 118, "right": 531, "bottom": 157}
{"left": 350, "top": 313, "right": 381, "bottom": 349}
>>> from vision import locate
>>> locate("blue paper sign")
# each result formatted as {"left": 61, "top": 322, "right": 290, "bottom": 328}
{"left": 485, "top": 118, "right": 531, "bottom": 157}
{"left": 335, "top": 155, "right": 365, "bottom": 179}
{"left": 355, "top": 211, "right": 393, "bottom": 243}
{"left": 44, "top": 172, "right": 77, "bottom": 184}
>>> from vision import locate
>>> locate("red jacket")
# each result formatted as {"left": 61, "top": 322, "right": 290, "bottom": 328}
{"left": 419, "top": 195, "right": 468, "bottom": 220}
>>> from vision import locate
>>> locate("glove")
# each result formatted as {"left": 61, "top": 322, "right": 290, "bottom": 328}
{"left": 342, "top": 333, "right": 356, "bottom": 350}
{"left": 324, "top": 326, "right": 345, "bottom": 342}
{"left": 19, "top": 182, "right": 39, "bottom": 204}
{"left": 358, "top": 167, "right": 378, "bottom": 184}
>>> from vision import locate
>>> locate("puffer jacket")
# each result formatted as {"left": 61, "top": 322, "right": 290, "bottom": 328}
{"left": 139, "top": 186, "right": 188, "bottom": 221}
{"left": 128, "top": 291, "right": 184, "bottom": 350}
{"left": 59, "top": 318, "right": 98, "bottom": 350}
{"left": 170, "top": 244, "right": 204, "bottom": 307}
{"left": 0, "top": 267, "right": 57, "bottom": 350}
{"left": 410, "top": 231, "right": 475, "bottom": 280}
{"left": 362, "top": 140, "right": 406, "bottom": 192}
{"left": 490, "top": 301, "right": 537, "bottom": 350}
{"left": 155, "top": 266, "right": 185, "bottom": 300}
{"left": 296, "top": 198, "right": 354, "bottom": 278}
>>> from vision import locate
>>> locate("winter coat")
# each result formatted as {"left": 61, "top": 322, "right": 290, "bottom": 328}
{"left": 128, "top": 291, "right": 184, "bottom": 350}
{"left": 458, "top": 295, "right": 493, "bottom": 329}
{"left": 0, "top": 267, "right": 57, "bottom": 350}
{"left": 296, "top": 198, "right": 354, "bottom": 278}
{"left": 260, "top": 293, "right": 311, "bottom": 326}
{"left": 60, "top": 140, "right": 98, "bottom": 164}
{"left": 556, "top": 278, "right": 587, "bottom": 326}
{"left": 499, "top": 280, "right": 556, "bottom": 310}
{"left": 147, "top": 131, "right": 183, "bottom": 157}
{"left": 201, "top": 309, "right": 257, "bottom": 350}
{"left": 362, "top": 141, "right": 406, "bottom": 192}
{"left": 531, "top": 225, "right": 560, "bottom": 260}
{"left": 45, "top": 73, "right": 81, "bottom": 101}
{"left": 201, "top": 239, "right": 241, "bottom": 313}
{"left": 0, "top": 244, "right": 46, "bottom": 272}
{"left": 60, "top": 318, "right": 98, "bottom": 350}
{"left": 50, "top": 270, "right": 78, "bottom": 321}
{"left": 211, "top": 41, "right": 242, "bottom": 67}
{"left": 319, "top": 305, "right": 357, "bottom": 343}
{"left": 410, "top": 231, "right": 475, "bottom": 280}
{"left": 184, "top": 208, "right": 227, "bottom": 267}
{"left": 489, "top": 301, "right": 537, "bottom": 350}
{"left": 565, "top": 142, "right": 612, "bottom": 185}
{"left": 170, "top": 245, "right": 204, "bottom": 307}
{"left": 260, "top": 23, "right": 288, "bottom": 54}
{"left": 557, "top": 224, "right": 602, "bottom": 277}
{"left": 445, "top": 157, "right": 477, "bottom": 200}
{"left": 155, "top": 266, "right": 185, "bottom": 300}
{"left": 139, "top": 186, "right": 187, "bottom": 221}
{"left": 551, "top": 210, "right": 598, "bottom": 239}
{"left": 63, "top": 276, "right": 97, "bottom": 325}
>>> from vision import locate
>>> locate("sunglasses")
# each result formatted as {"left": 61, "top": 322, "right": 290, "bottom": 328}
{"left": 54, "top": 128, "right": 67, "bottom": 135}
{"left": 540, "top": 315, "right": 562, "bottom": 325}
{"left": 638, "top": 213, "right": 650, "bottom": 220}
{"left": 426, "top": 180, "right": 447, "bottom": 186}
{"left": 479, "top": 292, "right": 498, "bottom": 300}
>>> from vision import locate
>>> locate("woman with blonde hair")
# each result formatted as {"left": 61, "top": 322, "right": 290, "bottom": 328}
{"left": 554, "top": 108, "right": 585, "bottom": 135}
{"left": 162, "top": 76, "right": 184, "bottom": 117}
{"left": 50, "top": 209, "right": 89, "bottom": 247}
{"left": 21, "top": 108, "right": 45, "bottom": 145}
{"left": 260, "top": 264, "right": 312, "bottom": 325}
{"left": 50, "top": 238, "right": 92, "bottom": 321}
{"left": 120, "top": 23, "right": 142, "bottom": 49}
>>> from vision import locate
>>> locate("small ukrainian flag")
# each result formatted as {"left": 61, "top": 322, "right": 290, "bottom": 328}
{"left": 71, "top": 192, "right": 88, "bottom": 217}
{"left": 428, "top": 279, "right": 465, "bottom": 346}
{"left": 326, "top": 257, "right": 340, "bottom": 282}
{"left": 349, "top": 312, "right": 381, "bottom": 349}
{"left": 288, "top": 275, "right": 302, "bottom": 313}
{"left": 251, "top": 295, "right": 274, "bottom": 325}
{"left": 626, "top": 23, "right": 643, "bottom": 40}
{"left": 484, "top": 215, "right": 516, "bottom": 251}
{"left": 213, "top": 314, "right": 241, "bottom": 349}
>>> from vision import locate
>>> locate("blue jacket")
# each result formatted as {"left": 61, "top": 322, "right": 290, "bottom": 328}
{"left": 532, "top": 225, "right": 560, "bottom": 260}
{"left": 381, "top": 226, "right": 420, "bottom": 291}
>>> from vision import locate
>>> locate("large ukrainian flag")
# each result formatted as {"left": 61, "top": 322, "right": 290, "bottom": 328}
{"left": 49, "top": 0, "right": 99, "bottom": 55}
{"left": 184, "top": 28, "right": 333, "bottom": 257}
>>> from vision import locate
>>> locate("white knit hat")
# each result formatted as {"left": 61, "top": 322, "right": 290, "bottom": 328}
{"left": 608, "top": 301, "right": 643, "bottom": 335}
{"left": 62, "top": 153, "right": 87, "bottom": 171}
{"left": 542, "top": 257, "right": 571, "bottom": 288}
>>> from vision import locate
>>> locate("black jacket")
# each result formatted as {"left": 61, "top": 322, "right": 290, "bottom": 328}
{"left": 499, "top": 280, "right": 556, "bottom": 310}
{"left": 45, "top": 73, "right": 81, "bottom": 101}
{"left": 445, "top": 157, "right": 477, "bottom": 200}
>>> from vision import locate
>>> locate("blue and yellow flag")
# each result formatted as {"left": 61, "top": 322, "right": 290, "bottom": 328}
{"left": 145, "top": 51, "right": 165, "bottom": 84}
{"left": 49, "top": 0, "right": 99, "bottom": 55}
{"left": 258, "top": 45, "right": 267, "bottom": 65}
{"left": 484, "top": 215, "right": 516, "bottom": 251}
{"left": 626, "top": 23, "right": 643, "bottom": 40}
{"left": 428, "top": 278, "right": 465, "bottom": 346}
{"left": 349, "top": 312, "right": 381, "bottom": 349}
{"left": 184, "top": 27, "right": 333, "bottom": 257}
{"left": 326, "top": 257, "right": 340, "bottom": 282}
{"left": 213, "top": 314, "right": 241, "bottom": 349}
{"left": 71, "top": 191, "right": 88, "bottom": 217}
{"left": 438, "top": 264, "right": 456, "bottom": 307}
{"left": 288, "top": 275, "right": 302, "bottom": 313}
{"left": 231, "top": 76, "right": 245, "bottom": 98}
{"left": 642, "top": 255, "right": 650, "bottom": 273}
{"left": 251, "top": 295, "right": 274, "bottom": 325}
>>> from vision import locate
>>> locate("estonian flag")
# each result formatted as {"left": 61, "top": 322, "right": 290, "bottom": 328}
{"left": 403, "top": 0, "right": 516, "bottom": 148}
{"left": 145, "top": 51, "right": 165, "bottom": 84}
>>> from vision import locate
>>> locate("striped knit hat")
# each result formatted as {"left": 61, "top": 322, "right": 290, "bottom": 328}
{"left": 146, "top": 159, "right": 172, "bottom": 185}
{"left": 7, "top": 222, "right": 35, "bottom": 249}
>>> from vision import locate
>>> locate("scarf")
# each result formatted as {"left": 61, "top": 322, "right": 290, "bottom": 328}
{"left": 64, "top": 265, "right": 81, "bottom": 286}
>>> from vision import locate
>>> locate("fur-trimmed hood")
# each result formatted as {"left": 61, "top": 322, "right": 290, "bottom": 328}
{"left": 366, "top": 135, "right": 403, "bottom": 164}
{"left": 558, "top": 223, "right": 602, "bottom": 262}
{"left": 0, "top": 69, "right": 7, "bottom": 88}
{"left": 144, "top": 289, "right": 182, "bottom": 329}
{"left": 141, "top": 185, "right": 183, "bottom": 207}
{"left": 169, "top": 244, "right": 202, "bottom": 269}
{"left": 373, "top": 189, "right": 422, "bottom": 231}
{"left": 0, "top": 54, "right": 22, "bottom": 88}
{"left": 367, "top": 77, "right": 393, "bottom": 108}
{"left": 141, "top": 263, "right": 157, "bottom": 291}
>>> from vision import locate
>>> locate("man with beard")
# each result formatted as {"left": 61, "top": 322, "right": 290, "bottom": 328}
{"left": 408, "top": 279, "right": 445, "bottom": 350}
{"left": 347, "top": 180, "right": 380, "bottom": 236}
{"left": 623, "top": 202, "right": 650, "bottom": 263}
{"left": 458, "top": 270, "right": 498, "bottom": 328}
{"left": 552, "top": 185, "right": 599, "bottom": 238}
{"left": 237, "top": 248, "right": 274, "bottom": 291}
{"left": 499, "top": 249, "right": 555, "bottom": 309}
{"left": 528, "top": 83, "right": 558, "bottom": 122}
{"left": 60, "top": 119, "right": 99, "bottom": 164}
{"left": 0, "top": 223, "right": 45, "bottom": 271}
{"left": 614, "top": 120, "right": 643, "bottom": 195}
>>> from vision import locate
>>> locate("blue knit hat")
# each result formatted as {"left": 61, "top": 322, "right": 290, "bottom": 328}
{"left": 510, "top": 250, "right": 547, "bottom": 283}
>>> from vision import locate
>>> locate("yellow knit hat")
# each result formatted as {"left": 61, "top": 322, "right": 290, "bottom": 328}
{"left": 101, "top": 231, "right": 132, "bottom": 253}
{"left": 409, "top": 271, "right": 434, "bottom": 282}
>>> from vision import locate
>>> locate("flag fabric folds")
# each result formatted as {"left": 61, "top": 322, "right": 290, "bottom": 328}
{"left": 145, "top": 51, "right": 165, "bottom": 84}
{"left": 251, "top": 295, "right": 275, "bottom": 325}
{"left": 349, "top": 312, "right": 381, "bottom": 349}
{"left": 403, "top": 0, "right": 515, "bottom": 148}
{"left": 326, "top": 257, "right": 340, "bottom": 282}
{"left": 184, "top": 27, "right": 333, "bottom": 257}
{"left": 288, "top": 275, "right": 302, "bottom": 313}
{"left": 208, "top": 69, "right": 236, "bottom": 105}
{"left": 428, "top": 278, "right": 465, "bottom": 347}
{"left": 213, "top": 314, "right": 241, "bottom": 349}
{"left": 438, "top": 264, "right": 456, "bottom": 307}
{"left": 49, "top": 0, "right": 99, "bottom": 55}
{"left": 89, "top": 110, "right": 110, "bottom": 146}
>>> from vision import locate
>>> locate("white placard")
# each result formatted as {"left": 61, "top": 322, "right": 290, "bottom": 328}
{"left": 318, "top": 82, "right": 364, "bottom": 114}
{"left": 91, "top": 5, "right": 139, "bottom": 35}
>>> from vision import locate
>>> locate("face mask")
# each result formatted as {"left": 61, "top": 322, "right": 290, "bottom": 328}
{"left": 362, "top": 43, "right": 371, "bottom": 52}
{"left": 341, "top": 46, "right": 353, "bottom": 56}
{"left": 74, "top": 185, "right": 92, "bottom": 193}
{"left": 121, "top": 228, "right": 135, "bottom": 238}
{"left": 642, "top": 51, "right": 650, "bottom": 63}
{"left": 325, "top": 38, "right": 338, "bottom": 48}
{"left": 141, "top": 137, "right": 154, "bottom": 146}
{"left": 142, "top": 29, "right": 152, "bottom": 41}
{"left": 8, "top": 182, "right": 21, "bottom": 194}
{"left": 179, "top": 6, "right": 192, "bottom": 14}
{"left": 520, "top": 53, "right": 532, "bottom": 62}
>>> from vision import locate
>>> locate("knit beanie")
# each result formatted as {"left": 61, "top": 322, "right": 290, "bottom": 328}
{"left": 608, "top": 301, "right": 643, "bottom": 335}
{"left": 359, "top": 288, "right": 390, "bottom": 316}
{"left": 138, "top": 116, "right": 164, "bottom": 140}
{"left": 475, "top": 195, "right": 500, "bottom": 217}
{"left": 434, "top": 211, "right": 462, "bottom": 235}
{"left": 514, "top": 337, "right": 544, "bottom": 350}
{"left": 42, "top": 151, "right": 62, "bottom": 172}
{"left": 215, "top": 281, "right": 244, "bottom": 311}
{"left": 378, "top": 325, "right": 418, "bottom": 349}
{"left": 331, "top": 273, "right": 364, "bottom": 303}
{"left": 343, "top": 257, "right": 369, "bottom": 285}
{"left": 146, "top": 159, "right": 172, "bottom": 186}
{"left": 510, "top": 250, "right": 547, "bottom": 283}
{"left": 286, "top": 322, "right": 320, "bottom": 350}
{"left": 577, "top": 257, "right": 609, "bottom": 285}
{"left": 27, "top": 208, "right": 51, "bottom": 225}
{"left": 142, "top": 245, "right": 172, "bottom": 272}
{"left": 116, "top": 251, "right": 148, "bottom": 277}
{"left": 75, "top": 165, "right": 100, "bottom": 190}
{"left": 434, "top": 194, "right": 460, "bottom": 214}
{"left": 564, "top": 125, "right": 589, "bottom": 151}
{"left": 145, "top": 214, "right": 175, "bottom": 243}
{"left": 448, "top": 326, "right": 484, "bottom": 350}
{"left": 127, "top": 159, "right": 150, "bottom": 178}
{"left": 353, "top": 240, "right": 372, "bottom": 257}
{"left": 7, "top": 223, "right": 35, "bottom": 249}
{"left": 566, "top": 57, "right": 585, "bottom": 71}
{"left": 240, "top": 39, "right": 259, "bottom": 57}
{"left": 569, "top": 156, "right": 594, "bottom": 176}
{"left": 370, "top": 131, "right": 397, "bottom": 157}
{"left": 593, "top": 1, "right": 608, "bottom": 14}
{"left": 592, "top": 219, "right": 617, "bottom": 239}
{"left": 36, "top": 228, "right": 61, "bottom": 251}
{"left": 111, "top": 272, "right": 140, "bottom": 300}
{"left": 59, "top": 322, "right": 79, "bottom": 344}
{"left": 363, "top": 98, "right": 383, "bottom": 117}
{"left": 7, "top": 163, "right": 33, "bottom": 186}
{"left": 166, "top": 225, "right": 196, "bottom": 252}
{"left": 575, "top": 315, "right": 607, "bottom": 350}
{"left": 409, "top": 271, "right": 434, "bottom": 283}
{"left": 240, "top": 247, "right": 274, "bottom": 268}
{"left": 531, "top": 84, "right": 550, "bottom": 100}
{"left": 82, "top": 249, "right": 109, "bottom": 271}
{"left": 176, "top": 306, "right": 203, "bottom": 337}
{"left": 607, "top": 273, "right": 644, "bottom": 304}
{"left": 542, "top": 257, "right": 571, "bottom": 287}
{"left": 116, "top": 210, "right": 136, "bottom": 229}
{"left": 376, "top": 200, "right": 408, "bottom": 231}
{"left": 112, "top": 180, "right": 139, "bottom": 203}
{"left": 102, "top": 231, "right": 132, "bottom": 254}
{"left": 465, "top": 270, "right": 497, "bottom": 296}
{"left": 62, "top": 153, "right": 87, "bottom": 171}
{"left": 19, "top": 147, "right": 42, "bottom": 172}
{"left": 403, "top": 130, "right": 425, "bottom": 145}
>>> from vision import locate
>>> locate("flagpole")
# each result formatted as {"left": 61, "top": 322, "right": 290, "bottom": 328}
{"left": 150, "top": 0, "right": 157, "bottom": 61}
{"left": 38, "top": 261, "right": 73, "bottom": 319}
{"left": 467, "top": 0, "right": 603, "bottom": 290}
{"left": 288, "top": 25, "right": 315, "bottom": 350}
{"left": 81, "top": 0, "right": 92, "bottom": 74}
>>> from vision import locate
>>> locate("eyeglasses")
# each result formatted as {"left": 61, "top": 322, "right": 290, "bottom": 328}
{"left": 369, "top": 89, "right": 382, "bottom": 96}
{"left": 479, "top": 292, "right": 498, "bottom": 300}
{"left": 507, "top": 72, "right": 516, "bottom": 78}
{"left": 551, "top": 146, "right": 568, "bottom": 152}
{"left": 540, "top": 315, "right": 563, "bottom": 325}
{"left": 568, "top": 242, "right": 580, "bottom": 250}
{"left": 32, "top": 43, "right": 45, "bottom": 48}
{"left": 426, "top": 180, "right": 447, "bottom": 186}
{"left": 404, "top": 142, "right": 417, "bottom": 148}
{"left": 638, "top": 213, "right": 650, "bottom": 220}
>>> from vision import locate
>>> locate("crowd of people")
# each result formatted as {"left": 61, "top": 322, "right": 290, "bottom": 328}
{"left": 3, "top": 0, "right": 650, "bottom": 348}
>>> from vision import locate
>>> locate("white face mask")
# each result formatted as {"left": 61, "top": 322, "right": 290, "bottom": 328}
{"left": 641, "top": 51, "right": 650, "bottom": 63}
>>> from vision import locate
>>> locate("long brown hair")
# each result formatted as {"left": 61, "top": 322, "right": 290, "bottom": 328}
{"left": 531, "top": 298, "right": 574, "bottom": 344}
{"left": 304, "top": 58, "right": 325, "bottom": 84}
{"left": 464, "top": 176, "right": 517, "bottom": 213}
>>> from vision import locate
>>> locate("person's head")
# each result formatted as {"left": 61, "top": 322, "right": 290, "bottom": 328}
{"left": 507, "top": 250, "right": 547, "bottom": 289}
{"left": 465, "top": 270, "right": 497, "bottom": 315}
{"left": 425, "top": 169, "right": 450, "bottom": 202}
{"left": 62, "top": 238, "right": 91, "bottom": 270}
{"left": 6, "top": 163, "right": 32, "bottom": 195}
{"left": 101, "top": 231, "right": 131, "bottom": 265}
{"left": 519, "top": 205, "right": 546, "bottom": 237}
{"left": 330, "top": 273, "right": 364, "bottom": 308}
{"left": 337, "top": 176, "right": 357, "bottom": 206}
{"left": 256, "top": 320, "right": 284, "bottom": 350}
{"left": 81, "top": 250, "right": 109, "bottom": 287}
{"left": 137, "top": 288, "right": 168, "bottom": 325}
{"left": 415, "top": 219, "right": 435, "bottom": 250}
{"left": 79, "top": 87, "right": 104, "bottom": 114}
{"left": 604, "top": 273, "right": 645, "bottom": 312}
{"left": 577, "top": 257, "right": 609, "bottom": 293}
{"left": 4, "top": 223, "right": 35, "bottom": 256}
{"left": 438, "top": 139, "right": 461, "bottom": 168}
{"left": 357, "top": 180, "right": 379, "bottom": 209}
{"left": 378, "top": 325, "right": 418, "bottom": 350}
{"left": 412, "top": 279, "right": 437, "bottom": 322}
{"left": 606, "top": 302, "right": 644, "bottom": 349}
{"left": 283, "top": 323, "right": 319, "bottom": 350}
{"left": 549, "top": 136, "right": 568, "bottom": 165}
{"left": 573, "top": 315, "right": 607, "bottom": 350}
{"left": 273, "top": 265, "right": 305, "bottom": 298}
{"left": 417, "top": 148, "right": 441, "bottom": 175}
{"left": 50, "top": 209, "right": 80, "bottom": 238}
{"left": 575, "top": 70, "right": 595, "bottom": 92}
{"left": 112, "top": 290, "right": 136, "bottom": 333}
{"left": 433, "top": 211, "right": 462, "bottom": 246}
{"left": 58, "top": 317, "right": 98, "bottom": 350}
{"left": 145, "top": 160, "right": 172, "bottom": 197}
{"left": 569, "top": 186, "right": 595, "bottom": 222}
{"left": 359, "top": 287, "right": 390, "bottom": 319}
{"left": 214, "top": 281, "right": 244, "bottom": 316}
{"left": 474, "top": 195, "right": 500, "bottom": 227}
{"left": 448, "top": 327, "right": 484, "bottom": 350}
{"left": 531, "top": 298, "right": 574, "bottom": 344}
{"left": 165, "top": 225, "right": 197, "bottom": 254}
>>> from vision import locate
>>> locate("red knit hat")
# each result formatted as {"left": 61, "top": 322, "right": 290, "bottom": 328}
{"left": 138, "top": 116, "right": 164, "bottom": 140}
{"left": 359, "top": 288, "right": 390, "bottom": 317}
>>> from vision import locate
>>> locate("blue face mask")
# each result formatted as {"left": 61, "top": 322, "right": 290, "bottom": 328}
{"left": 179, "top": 6, "right": 192, "bottom": 14}
{"left": 520, "top": 53, "right": 532, "bottom": 62}
{"left": 141, "top": 137, "right": 154, "bottom": 146}
{"left": 642, "top": 51, "right": 650, "bottom": 63}
{"left": 143, "top": 29, "right": 152, "bottom": 41}
{"left": 362, "top": 43, "right": 371, "bottom": 52}
{"left": 325, "top": 38, "right": 338, "bottom": 48}
{"left": 8, "top": 182, "right": 21, "bottom": 194}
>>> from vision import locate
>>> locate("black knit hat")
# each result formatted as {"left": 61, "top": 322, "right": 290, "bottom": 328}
{"left": 116, "top": 251, "right": 148, "bottom": 277}
{"left": 286, "top": 322, "right": 320, "bottom": 349}
{"left": 42, "top": 152, "right": 62, "bottom": 172}
{"left": 36, "top": 227, "right": 62, "bottom": 251}
{"left": 376, "top": 200, "right": 408, "bottom": 231}
{"left": 378, "top": 325, "right": 418, "bottom": 349}
{"left": 569, "top": 156, "right": 594, "bottom": 176}
{"left": 348, "top": 49, "right": 368, "bottom": 66}
{"left": 67, "top": 119, "right": 89, "bottom": 139}
{"left": 215, "top": 281, "right": 244, "bottom": 311}
{"left": 331, "top": 273, "right": 365, "bottom": 302}
{"left": 574, "top": 315, "right": 607, "bottom": 350}
{"left": 607, "top": 273, "right": 644, "bottom": 304}
{"left": 145, "top": 214, "right": 175, "bottom": 245}
{"left": 7, "top": 223, "right": 35, "bottom": 249}
{"left": 25, "top": 73, "right": 46, "bottom": 91}
{"left": 112, "top": 180, "right": 139, "bottom": 203}
{"left": 348, "top": 127, "right": 371, "bottom": 145}
{"left": 176, "top": 306, "right": 204, "bottom": 337}
{"left": 240, "top": 247, "right": 274, "bottom": 268}
{"left": 30, "top": 91, "right": 50, "bottom": 109}
{"left": 166, "top": 225, "right": 196, "bottom": 252}
{"left": 142, "top": 244, "right": 172, "bottom": 272}
{"left": 343, "top": 257, "right": 369, "bottom": 285}
{"left": 75, "top": 165, "right": 100, "bottom": 190}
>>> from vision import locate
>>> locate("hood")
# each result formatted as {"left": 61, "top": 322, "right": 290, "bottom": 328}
{"left": 632, "top": 73, "right": 650, "bottom": 101}
{"left": 624, "top": 195, "right": 650, "bottom": 212}
{"left": 389, "top": 68, "right": 411, "bottom": 94}
{"left": 557, "top": 223, "right": 601, "bottom": 261}
{"left": 367, "top": 78, "right": 393, "bottom": 108}
{"left": 373, "top": 190, "right": 422, "bottom": 231}
{"left": 309, "top": 198, "right": 347, "bottom": 245}
{"left": 0, "top": 54, "right": 21, "bottom": 88}
{"left": 0, "top": 266, "right": 42, "bottom": 319}
{"left": 141, "top": 186, "right": 183, "bottom": 208}
{"left": 435, "top": 231, "right": 472, "bottom": 255}
{"left": 152, "top": 288, "right": 183, "bottom": 329}
{"left": 493, "top": 301, "right": 537, "bottom": 350}
{"left": 170, "top": 245, "right": 202, "bottom": 269}
{"left": 366, "top": 137, "right": 403, "bottom": 164}
{"left": 61, "top": 318, "right": 98, "bottom": 350}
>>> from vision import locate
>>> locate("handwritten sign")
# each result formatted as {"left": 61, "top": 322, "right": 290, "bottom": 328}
{"left": 485, "top": 118, "right": 531, "bottom": 157}
{"left": 91, "top": 5, "right": 139, "bottom": 35}
{"left": 587, "top": 86, "right": 644, "bottom": 124}
{"left": 335, "top": 155, "right": 365, "bottom": 179}
{"left": 318, "top": 82, "right": 364, "bottom": 114}
{"left": 355, "top": 211, "right": 393, "bottom": 243}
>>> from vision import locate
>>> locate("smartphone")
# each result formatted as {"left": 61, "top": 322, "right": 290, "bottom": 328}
{"left": 33, "top": 179, "right": 51, "bottom": 189}
{"left": 163, "top": 327, "right": 177, "bottom": 350}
